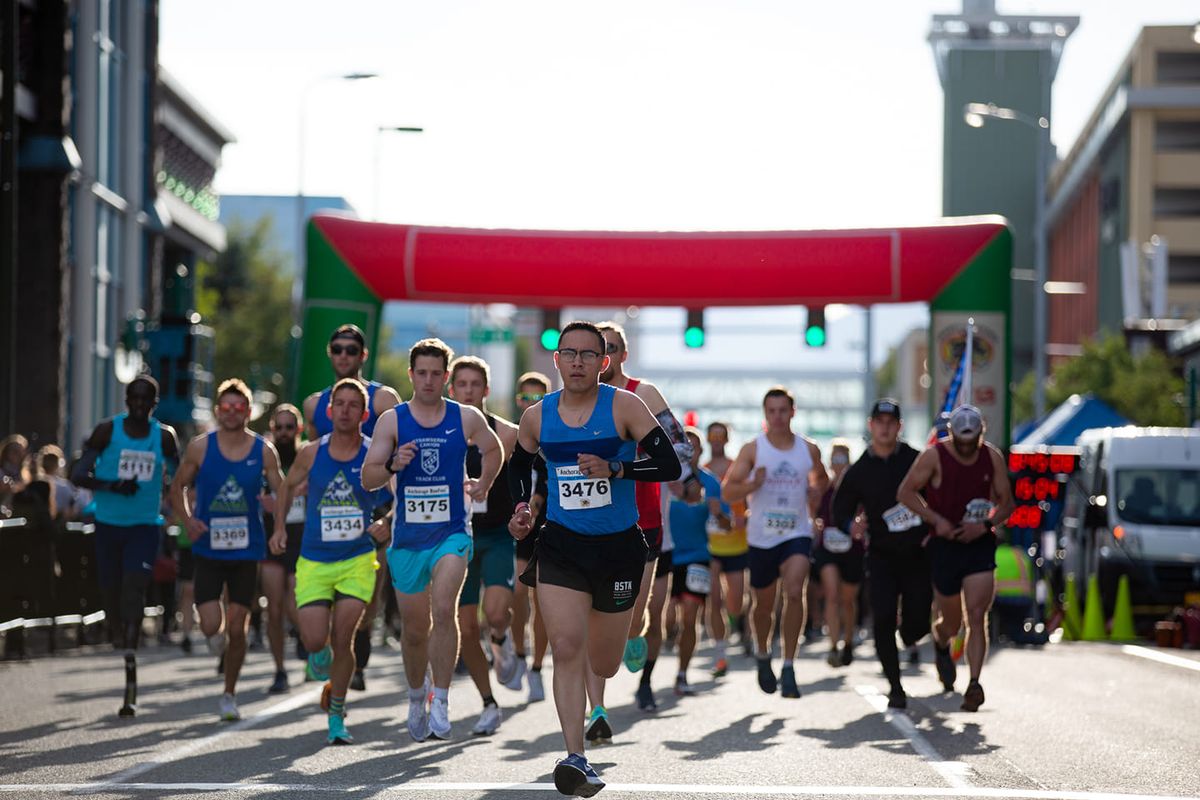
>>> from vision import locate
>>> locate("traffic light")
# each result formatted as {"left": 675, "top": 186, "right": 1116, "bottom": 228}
{"left": 684, "top": 308, "right": 705, "bottom": 348}
{"left": 540, "top": 308, "right": 561, "bottom": 351}
{"left": 804, "top": 306, "right": 827, "bottom": 347}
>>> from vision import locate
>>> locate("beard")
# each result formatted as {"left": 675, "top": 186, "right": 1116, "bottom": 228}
{"left": 952, "top": 435, "right": 981, "bottom": 457}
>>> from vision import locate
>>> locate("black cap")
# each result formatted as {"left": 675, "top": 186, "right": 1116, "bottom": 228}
{"left": 329, "top": 324, "right": 366, "bottom": 347}
{"left": 869, "top": 398, "right": 901, "bottom": 420}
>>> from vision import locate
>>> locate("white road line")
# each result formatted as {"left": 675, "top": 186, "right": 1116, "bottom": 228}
{"left": 856, "top": 684, "right": 973, "bottom": 789}
{"left": 1121, "top": 645, "right": 1200, "bottom": 673}
{"left": 1, "top": 782, "right": 1197, "bottom": 798}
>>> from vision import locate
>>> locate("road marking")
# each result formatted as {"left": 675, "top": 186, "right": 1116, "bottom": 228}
{"left": 1121, "top": 644, "right": 1200, "bottom": 673}
{"left": 2, "top": 782, "right": 1197, "bottom": 798}
{"left": 856, "top": 684, "right": 973, "bottom": 789}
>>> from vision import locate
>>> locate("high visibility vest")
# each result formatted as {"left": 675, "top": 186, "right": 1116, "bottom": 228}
{"left": 995, "top": 544, "right": 1034, "bottom": 599}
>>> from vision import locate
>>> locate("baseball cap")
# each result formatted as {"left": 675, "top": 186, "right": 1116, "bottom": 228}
{"left": 329, "top": 324, "right": 366, "bottom": 347}
{"left": 869, "top": 398, "right": 901, "bottom": 420}
{"left": 949, "top": 405, "right": 984, "bottom": 438}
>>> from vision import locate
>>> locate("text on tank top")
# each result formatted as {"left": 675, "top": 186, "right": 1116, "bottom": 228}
{"left": 194, "top": 432, "right": 267, "bottom": 560}
{"left": 390, "top": 401, "right": 470, "bottom": 550}
{"left": 302, "top": 434, "right": 380, "bottom": 562}
{"left": 93, "top": 413, "right": 165, "bottom": 526}
{"left": 746, "top": 432, "right": 813, "bottom": 547}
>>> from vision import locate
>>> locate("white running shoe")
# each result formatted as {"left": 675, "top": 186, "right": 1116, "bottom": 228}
{"left": 407, "top": 678, "right": 431, "bottom": 742}
{"left": 492, "top": 635, "right": 524, "bottom": 690}
{"left": 471, "top": 703, "right": 502, "bottom": 736}
{"left": 218, "top": 693, "right": 240, "bottom": 722}
{"left": 429, "top": 696, "right": 452, "bottom": 739}
{"left": 527, "top": 669, "right": 545, "bottom": 703}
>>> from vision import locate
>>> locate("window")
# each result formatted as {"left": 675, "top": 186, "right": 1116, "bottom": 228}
{"left": 1154, "top": 188, "right": 1200, "bottom": 218}
{"left": 1157, "top": 51, "right": 1200, "bottom": 85}
{"left": 1115, "top": 468, "right": 1200, "bottom": 526}
{"left": 1155, "top": 121, "right": 1200, "bottom": 152}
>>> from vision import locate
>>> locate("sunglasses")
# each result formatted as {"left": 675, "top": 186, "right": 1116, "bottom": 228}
{"left": 218, "top": 399, "right": 249, "bottom": 413}
{"left": 516, "top": 392, "right": 544, "bottom": 403}
{"left": 329, "top": 343, "right": 362, "bottom": 356}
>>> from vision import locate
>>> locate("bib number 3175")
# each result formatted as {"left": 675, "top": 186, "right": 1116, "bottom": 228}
{"left": 405, "top": 485, "right": 450, "bottom": 524}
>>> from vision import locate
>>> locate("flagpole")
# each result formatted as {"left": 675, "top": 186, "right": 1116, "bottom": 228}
{"left": 961, "top": 318, "right": 975, "bottom": 407}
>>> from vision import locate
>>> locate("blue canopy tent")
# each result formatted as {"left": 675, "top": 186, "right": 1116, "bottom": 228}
{"left": 1015, "top": 393, "right": 1129, "bottom": 448}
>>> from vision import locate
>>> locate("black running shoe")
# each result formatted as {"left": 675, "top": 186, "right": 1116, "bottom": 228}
{"left": 756, "top": 656, "right": 777, "bottom": 694}
{"left": 180, "top": 637, "right": 192, "bottom": 655}
{"left": 267, "top": 670, "right": 289, "bottom": 694}
{"left": 961, "top": 680, "right": 985, "bottom": 712}
{"left": 779, "top": 665, "right": 801, "bottom": 698}
{"left": 839, "top": 644, "right": 854, "bottom": 666}
{"left": 349, "top": 670, "right": 366, "bottom": 692}
{"left": 635, "top": 682, "right": 657, "bottom": 712}
{"left": 934, "top": 642, "right": 956, "bottom": 693}
{"left": 887, "top": 687, "right": 908, "bottom": 710}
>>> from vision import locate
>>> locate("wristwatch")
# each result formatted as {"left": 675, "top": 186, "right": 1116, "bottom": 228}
{"left": 608, "top": 460, "right": 622, "bottom": 478}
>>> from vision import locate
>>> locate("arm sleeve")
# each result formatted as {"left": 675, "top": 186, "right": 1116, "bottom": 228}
{"left": 621, "top": 427, "right": 683, "bottom": 483}
{"left": 831, "top": 465, "right": 859, "bottom": 532}
{"left": 508, "top": 443, "right": 537, "bottom": 506}
{"left": 654, "top": 408, "right": 694, "bottom": 479}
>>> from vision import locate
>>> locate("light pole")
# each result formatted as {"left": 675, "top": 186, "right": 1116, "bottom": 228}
{"left": 964, "top": 101, "right": 1051, "bottom": 419}
{"left": 373, "top": 125, "right": 424, "bottom": 221}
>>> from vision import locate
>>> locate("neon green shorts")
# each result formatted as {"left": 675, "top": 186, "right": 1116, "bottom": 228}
{"left": 295, "top": 551, "right": 379, "bottom": 608}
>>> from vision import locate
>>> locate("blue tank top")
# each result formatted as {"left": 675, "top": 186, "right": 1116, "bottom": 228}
{"left": 313, "top": 381, "right": 384, "bottom": 438}
{"left": 302, "top": 435, "right": 385, "bottom": 563}
{"left": 193, "top": 432, "right": 267, "bottom": 561}
{"left": 94, "top": 413, "right": 165, "bottom": 526}
{"left": 541, "top": 384, "right": 637, "bottom": 535}
{"left": 669, "top": 467, "right": 720, "bottom": 565}
{"left": 390, "top": 401, "right": 470, "bottom": 550}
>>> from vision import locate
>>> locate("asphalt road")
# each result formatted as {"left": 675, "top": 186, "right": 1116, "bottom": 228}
{"left": 1, "top": 630, "right": 1198, "bottom": 800}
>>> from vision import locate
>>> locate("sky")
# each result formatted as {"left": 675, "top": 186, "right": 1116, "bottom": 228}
{"left": 159, "top": 1, "right": 1199, "bottom": 375}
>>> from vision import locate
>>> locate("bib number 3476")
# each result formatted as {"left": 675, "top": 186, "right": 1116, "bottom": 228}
{"left": 555, "top": 466, "right": 611, "bottom": 511}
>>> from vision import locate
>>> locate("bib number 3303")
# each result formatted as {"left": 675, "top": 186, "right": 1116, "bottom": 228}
{"left": 555, "top": 466, "right": 611, "bottom": 511}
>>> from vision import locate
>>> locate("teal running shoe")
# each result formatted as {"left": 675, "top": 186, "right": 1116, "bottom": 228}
{"left": 327, "top": 713, "right": 353, "bottom": 745}
{"left": 622, "top": 636, "right": 647, "bottom": 673}
{"left": 306, "top": 645, "right": 332, "bottom": 682}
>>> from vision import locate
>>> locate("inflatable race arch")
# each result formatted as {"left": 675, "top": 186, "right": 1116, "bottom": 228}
{"left": 299, "top": 214, "right": 1013, "bottom": 439}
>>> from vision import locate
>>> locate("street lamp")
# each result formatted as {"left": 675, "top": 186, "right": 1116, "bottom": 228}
{"left": 964, "top": 101, "right": 1052, "bottom": 419}
{"left": 373, "top": 125, "right": 424, "bottom": 220}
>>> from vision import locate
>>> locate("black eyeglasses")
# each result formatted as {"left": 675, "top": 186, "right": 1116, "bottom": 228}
{"left": 557, "top": 348, "right": 602, "bottom": 364}
{"left": 330, "top": 344, "right": 361, "bottom": 357}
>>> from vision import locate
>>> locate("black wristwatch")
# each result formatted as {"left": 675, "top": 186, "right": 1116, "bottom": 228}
{"left": 386, "top": 454, "right": 401, "bottom": 474}
{"left": 608, "top": 460, "right": 622, "bottom": 478}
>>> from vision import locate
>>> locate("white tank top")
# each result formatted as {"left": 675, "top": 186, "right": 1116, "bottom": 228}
{"left": 746, "top": 432, "right": 813, "bottom": 548}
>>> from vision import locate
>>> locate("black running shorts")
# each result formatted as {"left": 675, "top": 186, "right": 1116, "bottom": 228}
{"left": 193, "top": 555, "right": 259, "bottom": 608}
{"left": 928, "top": 534, "right": 997, "bottom": 596}
{"left": 520, "top": 521, "right": 647, "bottom": 613}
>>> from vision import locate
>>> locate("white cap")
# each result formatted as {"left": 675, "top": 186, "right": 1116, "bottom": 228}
{"left": 949, "top": 405, "right": 984, "bottom": 438}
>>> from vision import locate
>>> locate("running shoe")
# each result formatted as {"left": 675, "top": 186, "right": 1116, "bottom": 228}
{"left": 934, "top": 641, "right": 957, "bottom": 693}
{"left": 584, "top": 706, "right": 612, "bottom": 743}
{"left": 635, "top": 682, "right": 657, "bottom": 712}
{"left": 960, "top": 680, "right": 985, "bottom": 712}
{"left": 887, "top": 687, "right": 908, "bottom": 710}
{"left": 825, "top": 648, "right": 840, "bottom": 668}
{"left": 319, "top": 681, "right": 332, "bottom": 713}
{"left": 622, "top": 636, "right": 648, "bottom": 673}
{"left": 327, "top": 713, "right": 354, "bottom": 745}
{"left": 711, "top": 657, "right": 729, "bottom": 678}
{"left": 429, "top": 696, "right": 452, "bottom": 740}
{"left": 674, "top": 676, "right": 696, "bottom": 697}
{"left": 554, "top": 752, "right": 605, "bottom": 798}
{"left": 742, "top": 635, "right": 755, "bottom": 659}
{"left": 905, "top": 644, "right": 921, "bottom": 667}
{"left": 840, "top": 644, "right": 854, "bottom": 666}
{"left": 218, "top": 693, "right": 240, "bottom": 722}
{"left": 267, "top": 670, "right": 289, "bottom": 695}
{"left": 471, "top": 703, "right": 502, "bottom": 736}
{"left": 306, "top": 645, "right": 332, "bottom": 682}
{"left": 527, "top": 670, "right": 545, "bottom": 703}
{"left": 779, "top": 665, "right": 801, "bottom": 698}
{"left": 950, "top": 631, "right": 965, "bottom": 662}
{"left": 756, "top": 656, "right": 777, "bottom": 694}
{"left": 349, "top": 670, "right": 366, "bottom": 692}
{"left": 407, "top": 677, "right": 432, "bottom": 742}
{"left": 493, "top": 636, "right": 526, "bottom": 691}
{"left": 180, "top": 637, "right": 192, "bottom": 655}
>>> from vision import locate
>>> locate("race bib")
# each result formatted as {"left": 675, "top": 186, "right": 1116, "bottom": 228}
{"left": 764, "top": 508, "right": 799, "bottom": 534}
{"left": 556, "top": 465, "right": 612, "bottom": 511}
{"left": 685, "top": 563, "right": 712, "bottom": 595}
{"left": 117, "top": 449, "right": 156, "bottom": 482}
{"left": 320, "top": 505, "right": 364, "bottom": 542}
{"left": 405, "top": 485, "right": 451, "bottom": 524}
{"left": 285, "top": 494, "right": 306, "bottom": 524}
{"left": 963, "top": 498, "right": 996, "bottom": 524}
{"left": 822, "top": 527, "right": 852, "bottom": 554}
{"left": 883, "top": 503, "right": 922, "bottom": 533}
{"left": 706, "top": 515, "right": 728, "bottom": 537}
{"left": 470, "top": 496, "right": 488, "bottom": 514}
{"left": 210, "top": 516, "right": 249, "bottom": 550}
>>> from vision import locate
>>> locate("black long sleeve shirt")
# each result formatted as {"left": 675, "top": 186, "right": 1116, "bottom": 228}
{"left": 832, "top": 441, "right": 927, "bottom": 557}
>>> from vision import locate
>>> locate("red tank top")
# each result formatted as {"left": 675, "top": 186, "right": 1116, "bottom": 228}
{"left": 626, "top": 378, "right": 663, "bottom": 530}
{"left": 924, "top": 442, "right": 995, "bottom": 525}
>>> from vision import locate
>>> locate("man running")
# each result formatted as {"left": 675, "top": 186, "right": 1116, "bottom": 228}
{"left": 512, "top": 371, "right": 551, "bottom": 703}
{"left": 72, "top": 376, "right": 181, "bottom": 716}
{"left": 171, "top": 379, "right": 284, "bottom": 721}
{"left": 588, "top": 321, "right": 692, "bottom": 723}
{"left": 704, "top": 421, "right": 749, "bottom": 671}
{"left": 447, "top": 356, "right": 524, "bottom": 736}
{"left": 832, "top": 400, "right": 930, "bottom": 708}
{"left": 507, "top": 320, "right": 681, "bottom": 797}
{"left": 261, "top": 404, "right": 305, "bottom": 694}
{"left": 723, "top": 387, "right": 828, "bottom": 698}
{"left": 897, "top": 404, "right": 1015, "bottom": 712}
{"left": 304, "top": 324, "right": 400, "bottom": 690}
{"left": 272, "top": 379, "right": 391, "bottom": 744}
{"left": 363, "top": 338, "right": 502, "bottom": 741}
{"left": 812, "top": 439, "right": 863, "bottom": 668}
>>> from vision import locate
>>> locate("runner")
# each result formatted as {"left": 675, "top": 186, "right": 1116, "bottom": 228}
{"left": 704, "top": 421, "right": 749, "bottom": 671}
{"left": 587, "top": 321, "right": 692, "bottom": 723}
{"left": 170, "top": 378, "right": 284, "bottom": 721}
{"left": 511, "top": 371, "right": 551, "bottom": 703}
{"left": 271, "top": 379, "right": 391, "bottom": 744}
{"left": 723, "top": 386, "right": 828, "bottom": 698}
{"left": 261, "top": 404, "right": 305, "bottom": 694}
{"left": 71, "top": 376, "right": 181, "bottom": 716}
{"left": 507, "top": 320, "right": 681, "bottom": 796}
{"left": 447, "top": 356, "right": 524, "bottom": 736}
{"left": 303, "top": 324, "right": 401, "bottom": 691}
{"left": 896, "top": 404, "right": 1015, "bottom": 712}
{"left": 663, "top": 427, "right": 722, "bottom": 695}
{"left": 811, "top": 439, "right": 863, "bottom": 668}
{"left": 362, "top": 338, "right": 502, "bottom": 741}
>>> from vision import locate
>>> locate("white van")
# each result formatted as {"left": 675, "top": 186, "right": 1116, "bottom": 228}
{"left": 1059, "top": 427, "right": 1200, "bottom": 622}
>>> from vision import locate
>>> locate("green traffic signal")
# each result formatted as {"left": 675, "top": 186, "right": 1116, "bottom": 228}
{"left": 540, "top": 328, "right": 561, "bottom": 351}
{"left": 684, "top": 326, "right": 705, "bottom": 348}
{"left": 805, "top": 326, "right": 826, "bottom": 347}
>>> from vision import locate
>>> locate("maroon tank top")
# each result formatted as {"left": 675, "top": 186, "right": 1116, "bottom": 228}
{"left": 924, "top": 442, "right": 995, "bottom": 525}
{"left": 626, "top": 378, "right": 663, "bottom": 532}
